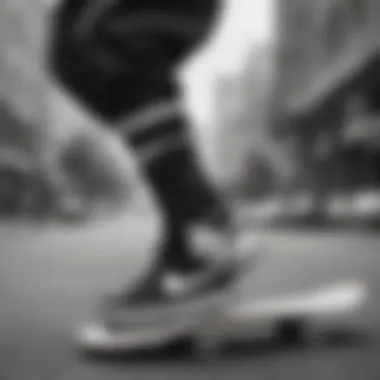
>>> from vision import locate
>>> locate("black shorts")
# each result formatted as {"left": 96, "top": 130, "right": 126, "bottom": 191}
{"left": 49, "top": 0, "right": 220, "bottom": 123}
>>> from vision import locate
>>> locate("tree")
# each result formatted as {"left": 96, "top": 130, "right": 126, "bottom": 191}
{"left": 59, "top": 128, "right": 131, "bottom": 213}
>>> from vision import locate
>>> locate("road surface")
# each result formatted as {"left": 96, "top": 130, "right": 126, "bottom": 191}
{"left": 1, "top": 209, "right": 380, "bottom": 380}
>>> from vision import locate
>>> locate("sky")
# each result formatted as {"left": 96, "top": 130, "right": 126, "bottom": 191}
{"left": 182, "top": 0, "right": 274, "bottom": 126}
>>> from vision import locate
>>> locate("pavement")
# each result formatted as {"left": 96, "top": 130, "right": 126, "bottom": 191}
{"left": 1, "top": 207, "right": 380, "bottom": 380}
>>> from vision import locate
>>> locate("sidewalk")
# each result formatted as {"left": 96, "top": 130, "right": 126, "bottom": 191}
{"left": 237, "top": 192, "right": 380, "bottom": 232}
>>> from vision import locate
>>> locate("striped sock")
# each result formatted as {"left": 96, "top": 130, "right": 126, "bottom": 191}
{"left": 120, "top": 100, "right": 228, "bottom": 270}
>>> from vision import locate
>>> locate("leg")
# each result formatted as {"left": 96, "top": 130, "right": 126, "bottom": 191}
{"left": 48, "top": 0, "right": 234, "bottom": 309}
{"left": 109, "top": 106, "right": 235, "bottom": 306}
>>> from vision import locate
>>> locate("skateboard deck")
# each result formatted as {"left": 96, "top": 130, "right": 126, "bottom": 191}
{"left": 77, "top": 280, "right": 367, "bottom": 354}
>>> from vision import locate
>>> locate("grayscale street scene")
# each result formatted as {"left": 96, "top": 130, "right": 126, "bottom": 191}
{"left": 1, "top": 0, "right": 380, "bottom": 379}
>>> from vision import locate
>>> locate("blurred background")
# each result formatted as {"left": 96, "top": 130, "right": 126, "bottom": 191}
{"left": 0, "top": 0, "right": 138, "bottom": 222}
{"left": 0, "top": 0, "right": 379, "bottom": 229}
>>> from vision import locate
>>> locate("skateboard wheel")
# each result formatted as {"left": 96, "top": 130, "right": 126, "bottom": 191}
{"left": 275, "top": 318, "right": 308, "bottom": 346}
{"left": 165, "top": 336, "right": 195, "bottom": 357}
{"left": 194, "top": 337, "right": 222, "bottom": 359}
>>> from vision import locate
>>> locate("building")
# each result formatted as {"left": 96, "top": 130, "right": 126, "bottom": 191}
{"left": 213, "top": 75, "right": 244, "bottom": 187}
{"left": 214, "top": 45, "right": 284, "bottom": 198}
{"left": 274, "top": 0, "right": 380, "bottom": 215}
{"left": 0, "top": 0, "right": 51, "bottom": 158}
{"left": 0, "top": 0, "right": 93, "bottom": 219}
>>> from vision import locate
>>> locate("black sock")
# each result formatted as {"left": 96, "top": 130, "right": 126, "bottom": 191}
{"left": 125, "top": 106, "right": 229, "bottom": 272}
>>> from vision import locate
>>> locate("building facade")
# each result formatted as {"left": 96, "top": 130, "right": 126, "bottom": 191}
{"left": 274, "top": 0, "right": 380, "bottom": 214}
{"left": 0, "top": 0, "right": 88, "bottom": 219}
{"left": 0, "top": 0, "right": 51, "bottom": 156}
{"left": 214, "top": 45, "right": 284, "bottom": 199}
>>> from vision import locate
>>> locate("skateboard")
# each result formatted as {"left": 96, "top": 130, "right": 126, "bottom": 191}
{"left": 77, "top": 279, "right": 367, "bottom": 356}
